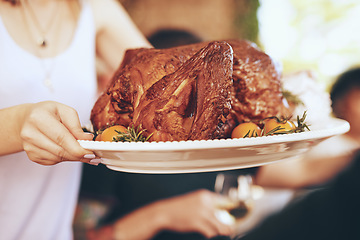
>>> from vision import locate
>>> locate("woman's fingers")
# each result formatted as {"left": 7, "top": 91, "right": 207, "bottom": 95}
{"left": 55, "top": 103, "right": 94, "bottom": 141}
{"left": 24, "top": 142, "right": 62, "bottom": 165}
{"left": 20, "top": 101, "right": 97, "bottom": 165}
{"left": 22, "top": 129, "right": 97, "bottom": 164}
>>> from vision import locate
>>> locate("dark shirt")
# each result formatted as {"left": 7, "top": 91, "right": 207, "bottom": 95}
{"left": 238, "top": 149, "right": 360, "bottom": 240}
{"left": 80, "top": 163, "right": 257, "bottom": 240}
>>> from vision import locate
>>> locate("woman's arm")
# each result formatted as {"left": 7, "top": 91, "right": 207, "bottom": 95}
{"left": 92, "top": 0, "right": 152, "bottom": 72}
{"left": 255, "top": 153, "right": 355, "bottom": 188}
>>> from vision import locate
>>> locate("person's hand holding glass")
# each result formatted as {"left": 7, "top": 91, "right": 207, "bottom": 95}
{"left": 214, "top": 174, "right": 254, "bottom": 227}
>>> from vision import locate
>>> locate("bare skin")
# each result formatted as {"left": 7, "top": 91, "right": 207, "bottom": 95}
{"left": 0, "top": 0, "right": 151, "bottom": 87}
{"left": 86, "top": 190, "right": 235, "bottom": 240}
{"left": 0, "top": 0, "right": 151, "bottom": 164}
{"left": 0, "top": 101, "right": 96, "bottom": 165}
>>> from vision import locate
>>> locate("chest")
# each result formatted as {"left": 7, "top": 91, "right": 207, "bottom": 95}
{"left": 0, "top": 1, "right": 97, "bottom": 123}
{"left": 0, "top": 1, "right": 80, "bottom": 58}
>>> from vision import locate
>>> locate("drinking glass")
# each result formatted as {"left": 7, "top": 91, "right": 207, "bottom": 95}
{"left": 214, "top": 173, "right": 254, "bottom": 225}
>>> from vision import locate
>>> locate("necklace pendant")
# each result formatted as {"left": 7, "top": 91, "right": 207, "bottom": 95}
{"left": 39, "top": 39, "right": 47, "bottom": 47}
{"left": 43, "top": 77, "right": 54, "bottom": 92}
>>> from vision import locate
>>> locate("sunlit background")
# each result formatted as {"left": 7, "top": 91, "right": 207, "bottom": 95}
{"left": 258, "top": 0, "right": 360, "bottom": 89}
{"left": 120, "top": 0, "right": 360, "bottom": 90}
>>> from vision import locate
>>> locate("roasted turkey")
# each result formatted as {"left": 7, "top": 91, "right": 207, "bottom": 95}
{"left": 91, "top": 39, "right": 291, "bottom": 141}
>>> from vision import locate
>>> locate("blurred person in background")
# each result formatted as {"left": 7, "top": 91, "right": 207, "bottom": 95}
{"left": 148, "top": 29, "right": 202, "bottom": 49}
{"left": 233, "top": 67, "right": 360, "bottom": 240}
{"left": 82, "top": 170, "right": 236, "bottom": 240}
{"left": 255, "top": 67, "right": 360, "bottom": 189}
{"left": 76, "top": 26, "right": 360, "bottom": 239}
{"left": 0, "top": 0, "right": 150, "bottom": 239}
{"left": 237, "top": 149, "right": 360, "bottom": 240}
{"left": 330, "top": 67, "right": 360, "bottom": 146}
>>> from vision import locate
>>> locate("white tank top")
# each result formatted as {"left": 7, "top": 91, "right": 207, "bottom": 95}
{"left": 0, "top": 1, "right": 97, "bottom": 239}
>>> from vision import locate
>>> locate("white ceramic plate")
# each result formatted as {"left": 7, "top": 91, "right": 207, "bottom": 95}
{"left": 79, "top": 118, "right": 349, "bottom": 174}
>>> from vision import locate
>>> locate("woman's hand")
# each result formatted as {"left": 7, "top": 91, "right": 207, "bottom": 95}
{"left": 87, "top": 189, "right": 235, "bottom": 240}
{"left": 0, "top": 101, "right": 98, "bottom": 165}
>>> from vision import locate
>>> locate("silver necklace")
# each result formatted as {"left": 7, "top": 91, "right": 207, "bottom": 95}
{"left": 22, "top": 0, "right": 60, "bottom": 48}
{"left": 20, "top": 0, "right": 62, "bottom": 91}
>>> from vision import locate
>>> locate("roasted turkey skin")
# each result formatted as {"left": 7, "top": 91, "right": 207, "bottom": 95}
{"left": 90, "top": 39, "right": 291, "bottom": 141}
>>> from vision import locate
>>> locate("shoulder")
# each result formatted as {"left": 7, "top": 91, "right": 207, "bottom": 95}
{"left": 88, "top": 0, "right": 128, "bottom": 33}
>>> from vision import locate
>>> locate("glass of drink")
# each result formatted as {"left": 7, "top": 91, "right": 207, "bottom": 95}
{"left": 214, "top": 173, "right": 254, "bottom": 225}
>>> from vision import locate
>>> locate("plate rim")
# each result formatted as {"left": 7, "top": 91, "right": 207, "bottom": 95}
{"left": 79, "top": 118, "right": 349, "bottom": 152}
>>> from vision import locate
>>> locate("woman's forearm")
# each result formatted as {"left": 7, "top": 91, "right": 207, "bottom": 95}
{"left": 0, "top": 104, "right": 30, "bottom": 155}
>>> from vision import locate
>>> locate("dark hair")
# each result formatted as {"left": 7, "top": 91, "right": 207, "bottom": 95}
{"left": 3, "top": 0, "right": 19, "bottom": 5}
{"left": 330, "top": 67, "right": 360, "bottom": 117}
{"left": 148, "top": 29, "right": 202, "bottom": 49}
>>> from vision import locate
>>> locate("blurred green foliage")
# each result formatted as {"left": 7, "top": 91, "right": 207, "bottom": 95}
{"left": 233, "top": 0, "right": 260, "bottom": 44}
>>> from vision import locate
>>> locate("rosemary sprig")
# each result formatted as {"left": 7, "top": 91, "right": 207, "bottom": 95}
{"left": 267, "top": 111, "right": 309, "bottom": 135}
{"left": 112, "top": 124, "right": 152, "bottom": 142}
{"left": 282, "top": 89, "right": 304, "bottom": 106}
{"left": 263, "top": 125, "right": 288, "bottom": 136}
{"left": 244, "top": 129, "right": 260, "bottom": 138}
{"left": 294, "top": 111, "right": 310, "bottom": 133}
{"left": 253, "top": 111, "right": 310, "bottom": 137}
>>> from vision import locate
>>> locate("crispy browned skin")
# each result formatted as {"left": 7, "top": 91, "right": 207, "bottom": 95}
{"left": 227, "top": 39, "right": 289, "bottom": 123}
{"left": 91, "top": 44, "right": 200, "bottom": 131}
{"left": 132, "top": 41, "right": 233, "bottom": 141}
{"left": 91, "top": 39, "right": 291, "bottom": 140}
